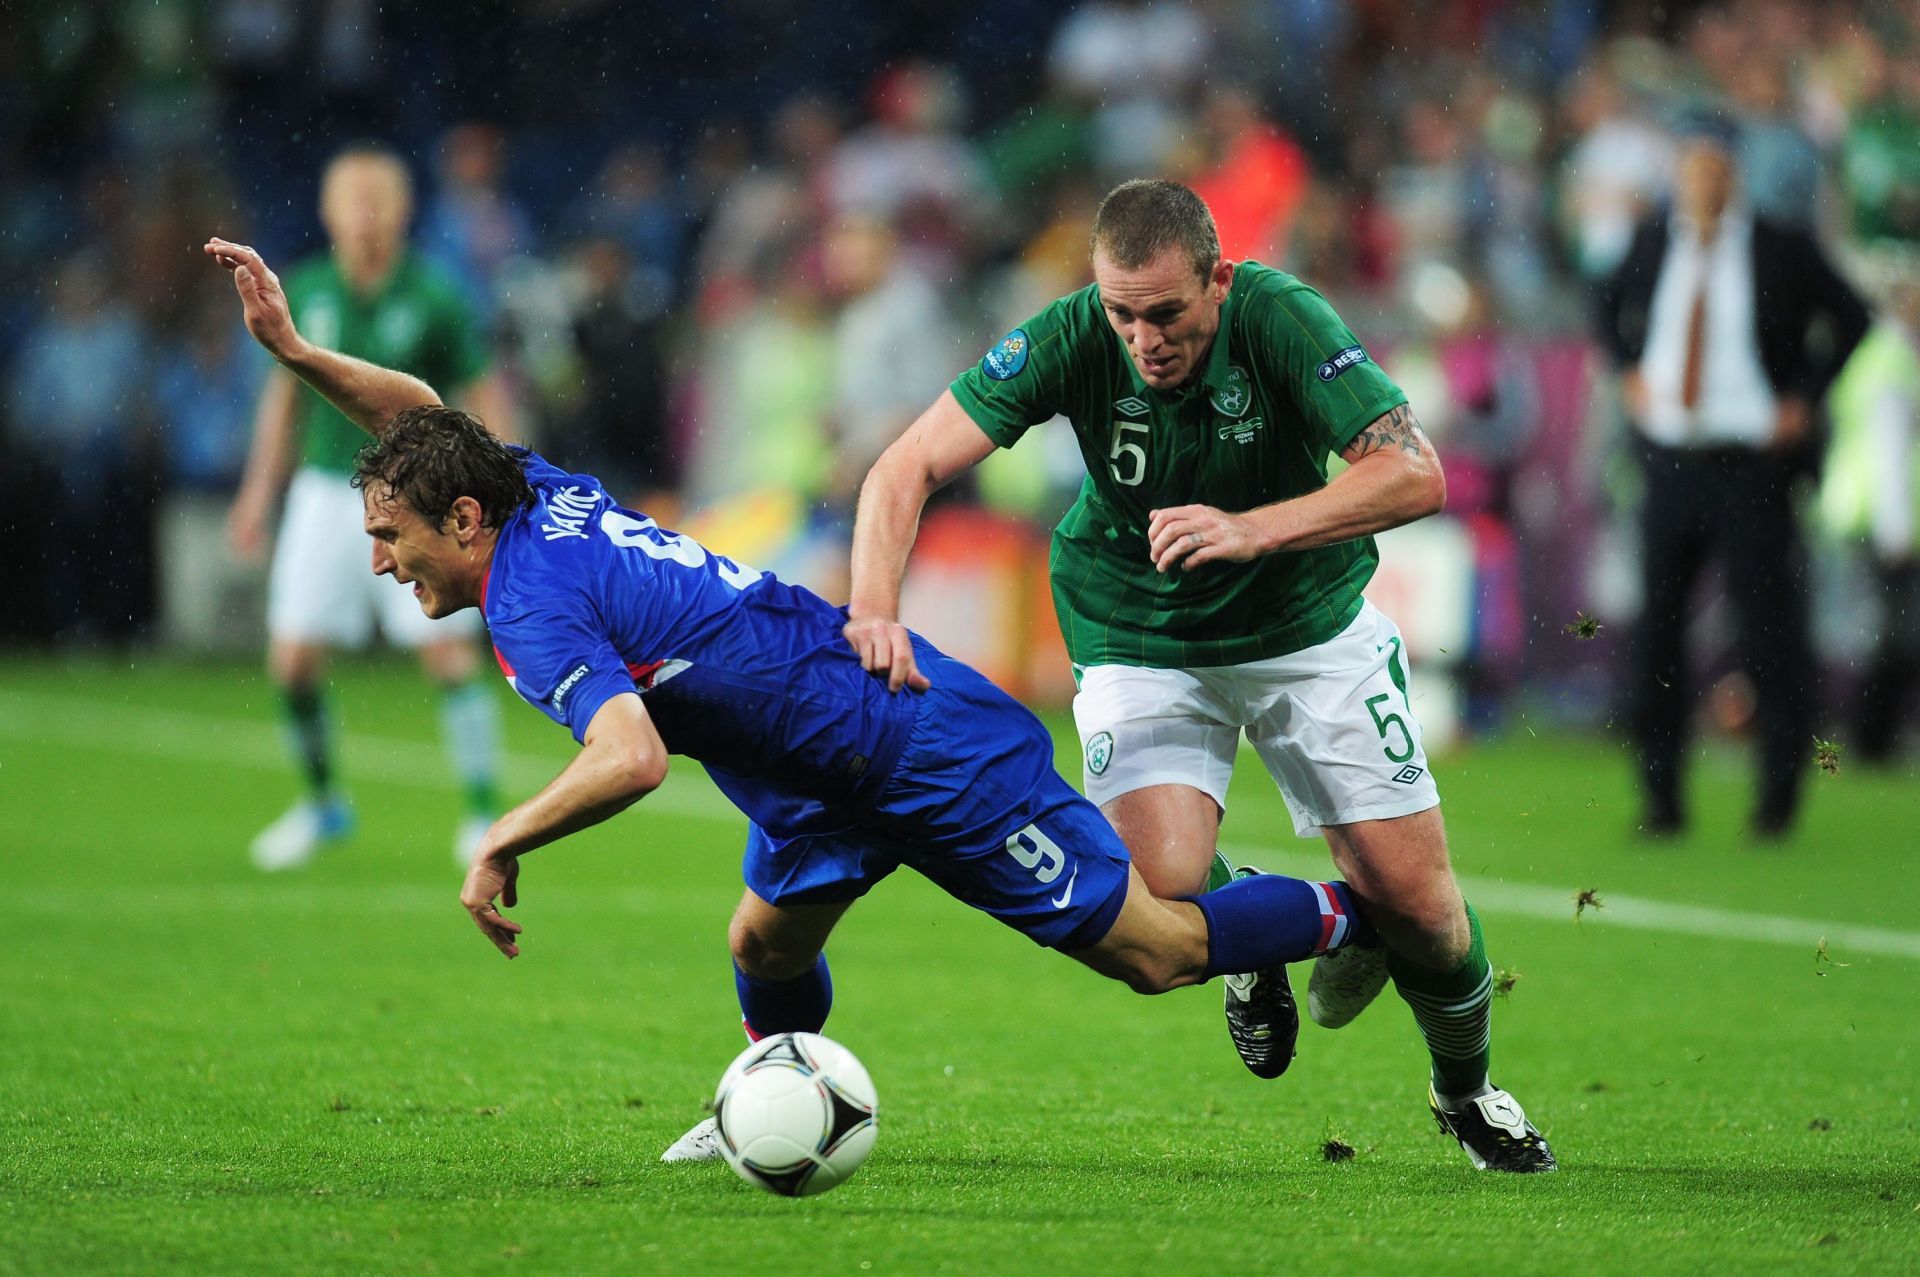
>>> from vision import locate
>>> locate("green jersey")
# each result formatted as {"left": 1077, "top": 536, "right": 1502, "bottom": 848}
{"left": 283, "top": 253, "right": 489, "bottom": 474}
{"left": 1842, "top": 104, "right": 1920, "bottom": 245}
{"left": 951, "top": 260, "right": 1408, "bottom": 668}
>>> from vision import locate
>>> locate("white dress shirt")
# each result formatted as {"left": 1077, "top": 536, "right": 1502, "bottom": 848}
{"left": 1636, "top": 206, "right": 1778, "bottom": 447}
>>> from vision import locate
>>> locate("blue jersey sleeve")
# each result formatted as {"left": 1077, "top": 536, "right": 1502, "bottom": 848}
{"left": 492, "top": 605, "right": 640, "bottom": 744}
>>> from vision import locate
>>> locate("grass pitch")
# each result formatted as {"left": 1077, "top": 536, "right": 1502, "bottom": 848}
{"left": 3, "top": 655, "right": 1917, "bottom": 1274}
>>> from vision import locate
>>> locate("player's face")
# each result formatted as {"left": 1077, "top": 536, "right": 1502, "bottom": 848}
{"left": 363, "top": 485, "right": 476, "bottom": 619}
{"left": 1093, "top": 246, "right": 1234, "bottom": 390}
{"left": 321, "top": 156, "right": 412, "bottom": 266}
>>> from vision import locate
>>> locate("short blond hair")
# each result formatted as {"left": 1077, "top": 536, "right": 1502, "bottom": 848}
{"left": 1090, "top": 179, "right": 1220, "bottom": 282}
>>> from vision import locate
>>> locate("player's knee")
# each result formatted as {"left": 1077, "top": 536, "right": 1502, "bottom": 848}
{"left": 728, "top": 915, "right": 817, "bottom": 981}
{"left": 1425, "top": 917, "right": 1472, "bottom": 969}
{"left": 1379, "top": 898, "right": 1469, "bottom": 970}
{"left": 1345, "top": 866, "right": 1466, "bottom": 968}
{"left": 1409, "top": 888, "right": 1469, "bottom": 952}
{"left": 1084, "top": 897, "right": 1208, "bottom": 993}
{"left": 268, "top": 645, "right": 322, "bottom": 689}
{"left": 1125, "top": 968, "right": 1181, "bottom": 996}
{"left": 1103, "top": 949, "right": 1186, "bottom": 996}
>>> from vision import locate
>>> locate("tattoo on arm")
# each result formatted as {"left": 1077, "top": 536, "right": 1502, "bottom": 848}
{"left": 1343, "top": 403, "right": 1428, "bottom": 460}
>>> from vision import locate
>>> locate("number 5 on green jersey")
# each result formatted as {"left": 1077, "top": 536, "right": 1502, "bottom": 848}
{"left": 1109, "top": 420, "right": 1148, "bottom": 486}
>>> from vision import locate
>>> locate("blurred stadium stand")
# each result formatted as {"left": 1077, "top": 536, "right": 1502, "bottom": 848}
{"left": 5, "top": 0, "right": 1918, "bottom": 749}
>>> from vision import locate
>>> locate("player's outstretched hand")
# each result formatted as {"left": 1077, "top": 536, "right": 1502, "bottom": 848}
{"left": 204, "top": 237, "right": 306, "bottom": 363}
{"left": 460, "top": 851, "right": 524, "bottom": 959}
{"left": 1148, "top": 504, "right": 1260, "bottom": 573}
{"left": 844, "top": 615, "right": 930, "bottom": 693}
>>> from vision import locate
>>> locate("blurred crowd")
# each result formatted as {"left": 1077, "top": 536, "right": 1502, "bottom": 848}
{"left": 3, "top": 0, "right": 1917, "bottom": 746}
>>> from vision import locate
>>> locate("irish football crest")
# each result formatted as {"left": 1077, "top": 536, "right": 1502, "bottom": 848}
{"left": 1085, "top": 731, "right": 1115, "bottom": 776}
{"left": 1210, "top": 366, "right": 1251, "bottom": 418}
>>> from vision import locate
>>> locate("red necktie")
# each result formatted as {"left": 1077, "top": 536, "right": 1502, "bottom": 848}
{"left": 1680, "top": 286, "right": 1706, "bottom": 413}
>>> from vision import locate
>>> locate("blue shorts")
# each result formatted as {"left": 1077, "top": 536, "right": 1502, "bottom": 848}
{"left": 741, "top": 640, "right": 1133, "bottom": 951}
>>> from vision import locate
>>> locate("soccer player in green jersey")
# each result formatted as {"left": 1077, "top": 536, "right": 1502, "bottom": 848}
{"left": 846, "top": 180, "right": 1554, "bottom": 1171}
{"left": 227, "top": 144, "right": 514, "bottom": 872}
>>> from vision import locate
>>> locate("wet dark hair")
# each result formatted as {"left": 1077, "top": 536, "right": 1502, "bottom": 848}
{"left": 1089, "top": 179, "right": 1221, "bottom": 282}
{"left": 351, "top": 405, "right": 534, "bottom": 529}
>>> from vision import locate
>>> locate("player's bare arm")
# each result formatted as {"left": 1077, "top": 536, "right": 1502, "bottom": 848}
{"left": 459, "top": 693, "right": 669, "bottom": 958}
{"left": 226, "top": 370, "right": 301, "bottom": 560}
{"left": 1149, "top": 403, "right": 1446, "bottom": 573}
{"left": 845, "top": 390, "right": 997, "bottom": 692}
{"left": 205, "top": 237, "right": 441, "bottom": 436}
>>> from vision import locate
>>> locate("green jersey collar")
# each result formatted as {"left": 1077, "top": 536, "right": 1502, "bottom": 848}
{"left": 1197, "top": 281, "right": 1238, "bottom": 396}
{"left": 326, "top": 250, "right": 414, "bottom": 304}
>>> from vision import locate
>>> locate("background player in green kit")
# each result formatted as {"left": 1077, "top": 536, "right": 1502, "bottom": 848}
{"left": 227, "top": 144, "right": 514, "bottom": 872}
{"left": 846, "top": 179, "right": 1554, "bottom": 1172}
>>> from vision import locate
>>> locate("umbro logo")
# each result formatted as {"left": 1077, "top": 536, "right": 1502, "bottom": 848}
{"left": 1392, "top": 764, "right": 1425, "bottom": 785}
{"left": 1113, "top": 396, "right": 1149, "bottom": 416}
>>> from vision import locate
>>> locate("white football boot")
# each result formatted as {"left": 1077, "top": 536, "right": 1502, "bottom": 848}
{"left": 661, "top": 1115, "right": 723, "bottom": 1163}
{"left": 1307, "top": 941, "right": 1390, "bottom": 1029}
{"left": 249, "top": 797, "right": 353, "bottom": 871}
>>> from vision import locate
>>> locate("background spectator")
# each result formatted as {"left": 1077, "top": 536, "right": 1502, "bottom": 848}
{"left": 419, "top": 122, "right": 534, "bottom": 326}
{"left": 560, "top": 236, "right": 677, "bottom": 513}
{"left": 822, "top": 215, "right": 964, "bottom": 509}
{"left": 153, "top": 299, "right": 269, "bottom": 493}
{"left": 1820, "top": 261, "right": 1920, "bottom": 762}
{"left": 1597, "top": 117, "right": 1870, "bottom": 837}
{"left": 7, "top": 254, "right": 154, "bottom": 642}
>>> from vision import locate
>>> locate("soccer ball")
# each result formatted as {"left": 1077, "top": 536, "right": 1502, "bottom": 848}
{"left": 713, "top": 1031, "right": 878, "bottom": 1197}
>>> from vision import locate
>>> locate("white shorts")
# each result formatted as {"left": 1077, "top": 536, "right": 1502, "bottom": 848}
{"left": 1072, "top": 601, "right": 1440, "bottom": 837}
{"left": 266, "top": 467, "right": 482, "bottom": 648}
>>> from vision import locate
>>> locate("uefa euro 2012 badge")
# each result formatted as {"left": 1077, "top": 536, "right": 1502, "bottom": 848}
{"left": 983, "top": 328, "right": 1030, "bottom": 380}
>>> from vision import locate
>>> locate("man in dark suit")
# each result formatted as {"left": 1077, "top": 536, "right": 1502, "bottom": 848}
{"left": 1598, "top": 116, "right": 1870, "bottom": 838}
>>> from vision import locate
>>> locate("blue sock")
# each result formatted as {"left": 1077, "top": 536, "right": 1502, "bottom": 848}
{"left": 734, "top": 954, "right": 833, "bottom": 1039}
{"left": 1190, "top": 876, "right": 1369, "bottom": 980}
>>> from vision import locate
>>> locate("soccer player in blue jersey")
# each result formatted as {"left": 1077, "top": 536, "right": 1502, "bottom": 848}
{"left": 206, "top": 236, "right": 1378, "bottom": 1163}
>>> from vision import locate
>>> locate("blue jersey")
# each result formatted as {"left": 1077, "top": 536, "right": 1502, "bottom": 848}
{"left": 483, "top": 449, "right": 918, "bottom": 838}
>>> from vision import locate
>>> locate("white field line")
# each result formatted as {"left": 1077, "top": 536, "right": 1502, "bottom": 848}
{"left": 5, "top": 690, "right": 1918, "bottom": 962}
{"left": 0, "top": 689, "right": 738, "bottom": 822}
{"left": 1235, "top": 845, "right": 1920, "bottom": 961}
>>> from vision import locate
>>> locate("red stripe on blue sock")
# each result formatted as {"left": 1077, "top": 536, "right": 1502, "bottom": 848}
{"left": 1311, "top": 880, "right": 1353, "bottom": 954}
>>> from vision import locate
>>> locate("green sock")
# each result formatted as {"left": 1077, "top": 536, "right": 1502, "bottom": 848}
{"left": 282, "top": 686, "right": 334, "bottom": 798}
{"left": 440, "top": 679, "right": 501, "bottom": 815}
{"left": 1205, "top": 849, "right": 1235, "bottom": 893}
{"left": 1388, "top": 902, "right": 1493, "bottom": 1103}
